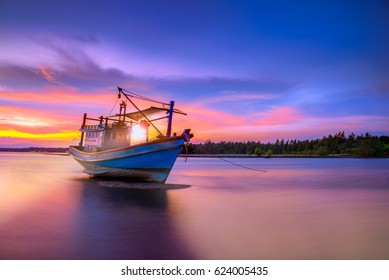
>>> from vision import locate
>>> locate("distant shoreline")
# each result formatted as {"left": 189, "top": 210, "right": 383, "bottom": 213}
{"left": 179, "top": 154, "right": 389, "bottom": 158}
{"left": 1, "top": 149, "right": 388, "bottom": 158}
{"left": 0, "top": 148, "right": 68, "bottom": 153}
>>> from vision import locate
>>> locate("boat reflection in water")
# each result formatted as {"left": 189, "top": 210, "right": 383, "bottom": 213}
{"left": 0, "top": 152, "right": 194, "bottom": 259}
{"left": 66, "top": 178, "right": 194, "bottom": 259}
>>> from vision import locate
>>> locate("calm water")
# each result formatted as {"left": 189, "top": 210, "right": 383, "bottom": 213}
{"left": 1, "top": 152, "right": 389, "bottom": 260}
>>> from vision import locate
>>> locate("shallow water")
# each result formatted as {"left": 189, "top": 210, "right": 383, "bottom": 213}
{"left": 1, "top": 153, "right": 389, "bottom": 259}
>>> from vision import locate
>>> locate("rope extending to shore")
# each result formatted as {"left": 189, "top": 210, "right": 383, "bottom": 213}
{"left": 218, "top": 157, "right": 268, "bottom": 172}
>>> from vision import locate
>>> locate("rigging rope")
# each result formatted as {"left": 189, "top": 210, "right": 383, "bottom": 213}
{"left": 108, "top": 97, "right": 119, "bottom": 116}
{"left": 121, "top": 88, "right": 169, "bottom": 106}
{"left": 121, "top": 91, "right": 164, "bottom": 137}
{"left": 218, "top": 157, "right": 267, "bottom": 172}
{"left": 184, "top": 144, "right": 189, "bottom": 162}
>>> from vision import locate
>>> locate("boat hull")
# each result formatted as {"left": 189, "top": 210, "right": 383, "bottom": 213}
{"left": 69, "top": 137, "right": 184, "bottom": 183}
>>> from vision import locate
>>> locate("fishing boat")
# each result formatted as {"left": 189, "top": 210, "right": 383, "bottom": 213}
{"left": 69, "top": 87, "right": 193, "bottom": 183}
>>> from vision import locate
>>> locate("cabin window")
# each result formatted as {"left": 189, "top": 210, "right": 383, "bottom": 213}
{"left": 105, "top": 132, "right": 111, "bottom": 140}
{"left": 112, "top": 132, "right": 117, "bottom": 140}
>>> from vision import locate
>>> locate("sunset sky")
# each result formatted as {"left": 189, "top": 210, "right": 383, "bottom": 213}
{"left": 1, "top": 0, "right": 389, "bottom": 147}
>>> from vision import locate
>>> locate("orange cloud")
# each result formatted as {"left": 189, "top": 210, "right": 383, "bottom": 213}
{"left": 0, "top": 87, "right": 176, "bottom": 146}
{"left": 34, "top": 64, "right": 56, "bottom": 81}
{"left": 170, "top": 104, "right": 247, "bottom": 141}
{"left": 254, "top": 106, "right": 303, "bottom": 126}
{"left": 0, "top": 86, "right": 116, "bottom": 106}
{"left": 171, "top": 103, "right": 389, "bottom": 143}
{"left": 170, "top": 104, "right": 306, "bottom": 142}
{"left": 0, "top": 102, "right": 81, "bottom": 145}
{"left": 0, "top": 104, "right": 79, "bottom": 127}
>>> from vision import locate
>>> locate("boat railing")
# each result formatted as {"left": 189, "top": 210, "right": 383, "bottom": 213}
{"left": 81, "top": 124, "right": 105, "bottom": 130}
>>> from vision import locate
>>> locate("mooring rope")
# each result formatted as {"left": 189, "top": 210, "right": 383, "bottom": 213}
{"left": 218, "top": 157, "right": 268, "bottom": 172}
{"left": 184, "top": 144, "right": 189, "bottom": 162}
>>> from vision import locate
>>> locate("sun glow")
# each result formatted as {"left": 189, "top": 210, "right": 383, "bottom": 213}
{"left": 131, "top": 125, "right": 146, "bottom": 141}
{"left": 0, "top": 130, "right": 79, "bottom": 141}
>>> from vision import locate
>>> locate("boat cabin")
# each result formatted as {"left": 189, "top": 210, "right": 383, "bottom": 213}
{"left": 77, "top": 87, "right": 189, "bottom": 153}
{"left": 80, "top": 124, "right": 105, "bottom": 151}
{"left": 79, "top": 105, "right": 172, "bottom": 152}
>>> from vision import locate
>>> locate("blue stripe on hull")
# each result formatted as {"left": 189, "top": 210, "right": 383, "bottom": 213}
{"left": 69, "top": 138, "right": 184, "bottom": 183}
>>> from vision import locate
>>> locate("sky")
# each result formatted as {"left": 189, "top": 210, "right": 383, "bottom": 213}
{"left": 1, "top": 0, "right": 389, "bottom": 147}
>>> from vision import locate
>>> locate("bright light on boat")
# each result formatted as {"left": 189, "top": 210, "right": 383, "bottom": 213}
{"left": 131, "top": 125, "right": 146, "bottom": 140}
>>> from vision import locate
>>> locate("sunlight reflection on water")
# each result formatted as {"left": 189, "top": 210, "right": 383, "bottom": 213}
{"left": 1, "top": 153, "right": 389, "bottom": 259}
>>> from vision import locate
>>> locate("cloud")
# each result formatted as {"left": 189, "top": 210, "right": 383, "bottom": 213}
{"left": 172, "top": 104, "right": 303, "bottom": 142}
{"left": 34, "top": 64, "right": 56, "bottom": 82}
{"left": 147, "top": 75, "right": 298, "bottom": 107}
{"left": 0, "top": 87, "right": 119, "bottom": 108}
{"left": 195, "top": 91, "right": 280, "bottom": 105}
{"left": 369, "top": 79, "right": 389, "bottom": 96}
{"left": 172, "top": 100, "right": 389, "bottom": 143}
{"left": 0, "top": 63, "right": 49, "bottom": 89}
{"left": 1, "top": 29, "right": 301, "bottom": 101}
{"left": 0, "top": 116, "right": 51, "bottom": 128}
{"left": 254, "top": 106, "right": 303, "bottom": 126}
{"left": 0, "top": 31, "right": 146, "bottom": 91}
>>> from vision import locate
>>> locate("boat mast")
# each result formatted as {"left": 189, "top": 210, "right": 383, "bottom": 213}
{"left": 79, "top": 113, "right": 87, "bottom": 147}
{"left": 119, "top": 101, "right": 126, "bottom": 124}
{"left": 117, "top": 87, "right": 164, "bottom": 137}
{"left": 166, "top": 101, "right": 174, "bottom": 137}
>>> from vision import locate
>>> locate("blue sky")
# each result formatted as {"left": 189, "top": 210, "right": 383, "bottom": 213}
{"left": 0, "top": 0, "right": 388, "bottom": 146}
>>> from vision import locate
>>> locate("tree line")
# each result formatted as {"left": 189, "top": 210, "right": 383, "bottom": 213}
{"left": 187, "top": 132, "right": 389, "bottom": 157}
{"left": 1, "top": 132, "right": 388, "bottom": 157}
